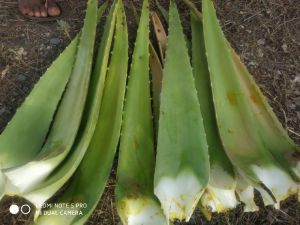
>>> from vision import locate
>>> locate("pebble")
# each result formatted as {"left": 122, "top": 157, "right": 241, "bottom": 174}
{"left": 50, "top": 38, "right": 61, "bottom": 45}
{"left": 257, "top": 48, "right": 264, "bottom": 57}
{"left": 281, "top": 43, "right": 288, "bottom": 53}
{"left": 257, "top": 39, "right": 266, "bottom": 45}
{"left": 17, "top": 74, "right": 26, "bottom": 81}
{"left": 293, "top": 75, "right": 300, "bottom": 83}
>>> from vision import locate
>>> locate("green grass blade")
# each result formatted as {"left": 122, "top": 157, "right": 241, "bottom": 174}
{"left": 191, "top": 12, "right": 238, "bottom": 213}
{"left": 0, "top": 34, "right": 78, "bottom": 169}
{"left": 4, "top": 0, "right": 98, "bottom": 193}
{"left": 154, "top": 1, "right": 209, "bottom": 221}
{"left": 35, "top": 2, "right": 128, "bottom": 224}
{"left": 202, "top": 0, "right": 298, "bottom": 203}
{"left": 115, "top": 1, "right": 167, "bottom": 224}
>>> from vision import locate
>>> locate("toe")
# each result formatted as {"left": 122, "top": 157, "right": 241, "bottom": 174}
{"left": 28, "top": 10, "right": 34, "bottom": 17}
{"left": 19, "top": 2, "right": 30, "bottom": 15}
{"left": 47, "top": 0, "right": 61, "bottom": 17}
{"left": 34, "top": 7, "right": 41, "bottom": 17}
{"left": 40, "top": 5, "right": 47, "bottom": 17}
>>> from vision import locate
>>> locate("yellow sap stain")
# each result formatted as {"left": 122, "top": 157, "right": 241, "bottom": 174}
{"left": 227, "top": 92, "right": 237, "bottom": 106}
{"left": 249, "top": 87, "right": 263, "bottom": 105}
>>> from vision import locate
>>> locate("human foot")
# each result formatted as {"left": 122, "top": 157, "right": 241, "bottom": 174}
{"left": 19, "top": 0, "right": 61, "bottom": 18}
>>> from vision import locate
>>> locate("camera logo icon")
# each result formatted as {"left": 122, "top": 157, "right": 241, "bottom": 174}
{"left": 9, "top": 204, "right": 31, "bottom": 215}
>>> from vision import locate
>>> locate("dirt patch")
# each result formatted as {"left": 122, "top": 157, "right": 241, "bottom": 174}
{"left": 0, "top": 0, "right": 299, "bottom": 225}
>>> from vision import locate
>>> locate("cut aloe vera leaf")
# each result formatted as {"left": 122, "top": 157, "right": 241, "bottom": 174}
{"left": 115, "top": 1, "right": 167, "bottom": 224}
{"left": 235, "top": 174, "right": 259, "bottom": 212}
{"left": 202, "top": 0, "right": 298, "bottom": 203}
{"left": 35, "top": 2, "right": 128, "bottom": 224}
{"left": 230, "top": 46, "right": 300, "bottom": 180}
{"left": 154, "top": 1, "right": 209, "bottom": 222}
{"left": 3, "top": 0, "right": 98, "bottom": 194}
{"left": 16, "top": 3, "right": 115, "bottom": 218}
{"left": 0, "top": 32, "right": 78, "bottom": 170}
{"left": 190, "top": 11, "right": 237, "bottom": 214}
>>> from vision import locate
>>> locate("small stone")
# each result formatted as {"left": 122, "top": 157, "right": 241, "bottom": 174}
{"left": 17, "top": 74, "right": 26, "bottom": 81}
{"left": 257, "top": 39, "right": 265, "bottom": 45}
{"left": 293, "top": 75, "right": 300, "bottom": 83}
{"left": 248, "top": 61, "right": 258, "bottom": 67}
{"left": 257, "top": 49, "right": 264, "bottom": 57}
{"left": 50, "top": 38, "right": 61, "bottom": 45}
{"left": 281, "top": 43, "right": 288, "bottom": 53}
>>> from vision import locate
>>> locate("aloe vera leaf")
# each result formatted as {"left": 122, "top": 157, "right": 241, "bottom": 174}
{"left": 230, "top": 47, "right": 300, "bottom": 180}
{"left": 190, "top": 12, "right": 238, "bottom": 213}
{"left": 115, "top": 1, "right": 167, "bottom": 224}
{"left": 16, "top": 3, "right": 114, "bottom": 217}
{"left": 235, "top": 174, "right": 258, "bottom": 212}
{"left": 130, "top": 1, "right": 163, "bottom": 139}
{"left": 0, "top": 34, "right": 78, "bottom": 170}
{"left": 154, "top": 1, "right": 209, "bottom": 221}
{"left": 35, "top": 3, "right": 128, "bottom": 224}
{"left": 3, "top": 0, "right": 98, "bottom": 193}
{"left": 151, "top": 11, "right": 167, "bottom": 60}
{"left": 155, "top": 0, "right": 168, "bottom": 23}
{"left": 202, "top": 0, "right": 298, "bottom": 202}
{"left": 0, "top": 171, "right": 5, "bottom": 199}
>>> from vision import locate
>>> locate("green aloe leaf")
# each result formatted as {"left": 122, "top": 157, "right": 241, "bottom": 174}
{"left": 15, "top": 3, "right": 114, "bottom": 218}
{"left": 3, "top": 0, "right": 98, "bottom": 194}
{"left": 115, "top": 0, "right": 167, "bottom": 224}
{"left": 154, "top": 0, "right": 209, "bottom": 221}
{"left": 202, "top": 0, "right": 299, "bottom": 203}
{"left": 191, "top": 12, "right": 238, "bottom": 214}
{"left": 0, "top": 31, "right": 78, "bottom": 169}
{"left": 35, "top": 2, "right": 128, "bottom": 224}
{"left": 129, "top": 0, "right": 163, "bottom": 137}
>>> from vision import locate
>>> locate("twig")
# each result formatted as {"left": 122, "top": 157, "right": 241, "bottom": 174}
{"left": 182, "top": 0, "right": 202, "bottom": 20}
{"left": 288, "top": 128, "right": 300, "bottom": 137}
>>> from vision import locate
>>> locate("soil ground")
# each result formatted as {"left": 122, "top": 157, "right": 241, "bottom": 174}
{"left": 0, "top": 0, "right": 300, "bottom": 224}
